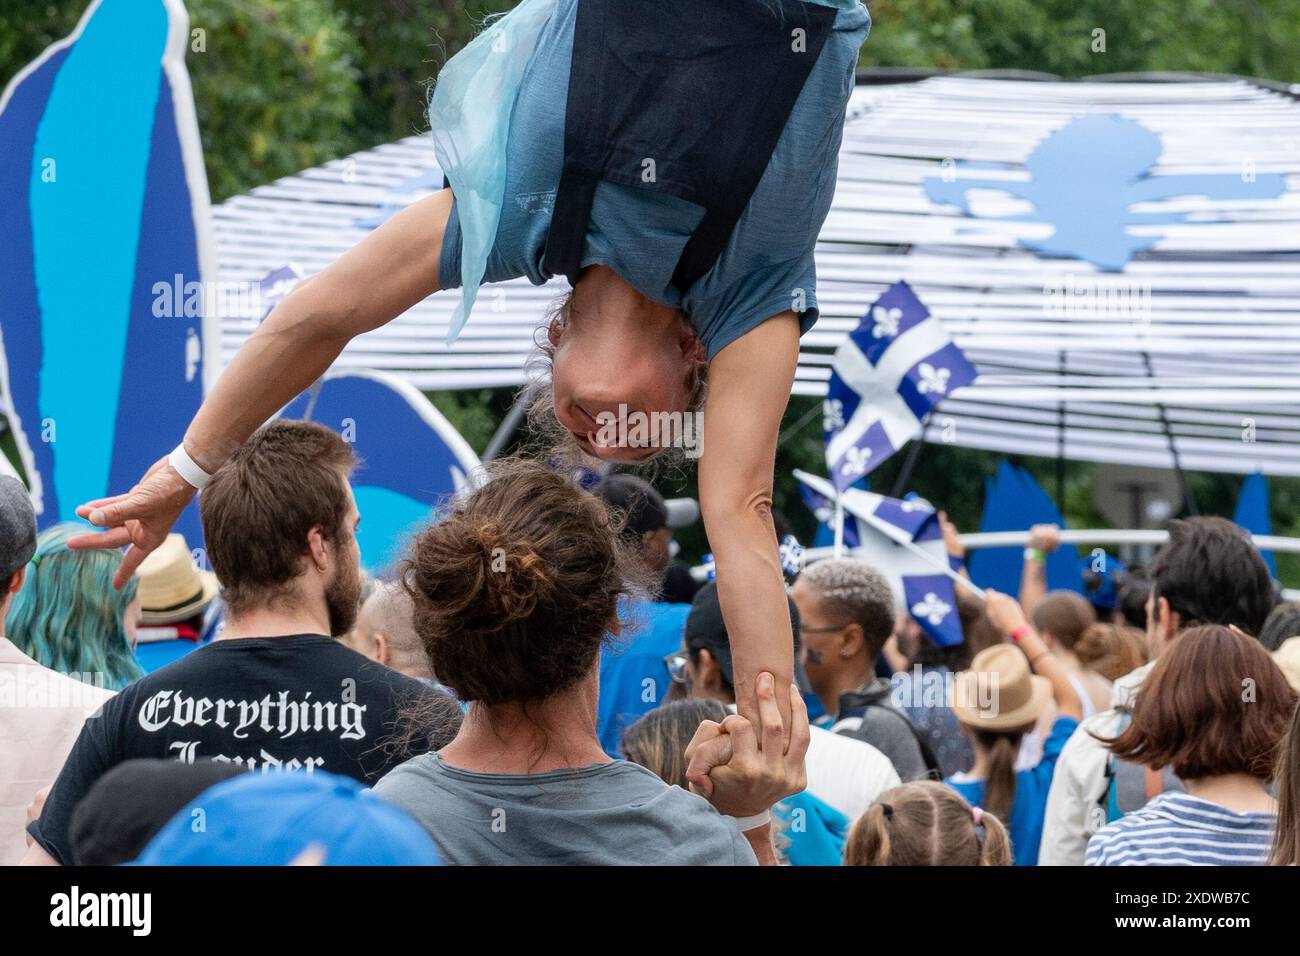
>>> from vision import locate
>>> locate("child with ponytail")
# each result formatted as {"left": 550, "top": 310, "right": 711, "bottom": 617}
{"left": 845, "top": 781, "right": 1011, "bottom": 866}
{"left": 943, "top": 590, "right": 1083, "bottom": 866}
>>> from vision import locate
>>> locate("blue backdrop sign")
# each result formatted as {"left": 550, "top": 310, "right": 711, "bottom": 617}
{"left": 0, "top": 0, "right": 217, "bottom": 545}
{"left": 967, "top": 459, "right": 1082, "bottom": 596}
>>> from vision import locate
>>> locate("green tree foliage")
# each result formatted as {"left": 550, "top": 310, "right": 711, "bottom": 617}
{"left": 329, "top": 0, "right": 504, "bottom": 144}
{"left": 186, "top": 0, "right": 360, "bottom": 203}
{"left": 865, "top": 0, "right": 1300, "bottom": 82}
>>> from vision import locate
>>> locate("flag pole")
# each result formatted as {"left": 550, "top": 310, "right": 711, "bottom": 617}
{"left": 796, "top": 468, "right": 984, "bottom": 600}
{"left": 871, "top": 519, "right": 986, "bottom": 601}
{"left": 833, "top": 494, "right": 845, "bottom": 557}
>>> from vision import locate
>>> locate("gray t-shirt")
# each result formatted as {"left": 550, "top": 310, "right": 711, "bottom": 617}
{"left": 374, "top": 753, "right": 757, "bottom": 865}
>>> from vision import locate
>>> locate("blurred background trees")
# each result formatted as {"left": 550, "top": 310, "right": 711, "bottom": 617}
{"left": 6, "top": 0, "right": 1295, "bottom": 203}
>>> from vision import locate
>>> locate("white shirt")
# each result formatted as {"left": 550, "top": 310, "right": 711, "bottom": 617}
{"left": 1037, "top": 661, "right": 1154, "bottom": 866}
{"left": 804, "top": 724, "right": 901, "bottom": 821}
{"left": 0, "top": 638, "right": 114, "bottom": 864}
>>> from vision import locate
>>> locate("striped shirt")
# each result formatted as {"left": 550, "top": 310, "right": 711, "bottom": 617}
{"left": 1085, "top": 791, "right": 1275, "bottom": 866}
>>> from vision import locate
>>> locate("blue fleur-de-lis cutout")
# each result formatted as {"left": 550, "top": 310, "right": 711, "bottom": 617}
{"left": 911, "top": 591, "right": 951, "bottom": 627}
{"left": 924, "top": 114, "right": 1288, "bottom": 271}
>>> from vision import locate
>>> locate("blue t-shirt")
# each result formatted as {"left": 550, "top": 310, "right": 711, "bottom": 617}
{"left": 596, "top": 599, "right": 691, "bottom": 757}
{"left": 439, "top": 0, "right": 872, "bottom": 358}
{"left": 946, "top": 715, "right": 1079, "bottom": 867}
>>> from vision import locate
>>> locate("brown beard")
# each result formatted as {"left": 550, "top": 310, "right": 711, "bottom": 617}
{"left": 325, "top": 550, "right": 363, "bottom": 638}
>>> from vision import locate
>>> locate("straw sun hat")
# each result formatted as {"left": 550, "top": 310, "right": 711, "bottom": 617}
{"left": 135, "top": 534, "right": 219, "bottom": 625}
{"left": 952, "top": 644, "right": 1052, "bottom": 732}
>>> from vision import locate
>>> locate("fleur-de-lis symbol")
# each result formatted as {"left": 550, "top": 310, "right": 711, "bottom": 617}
{"left": 872, "top": 306, "right": 902, "bottom": 339}
{"left": 822, "top": 398, "right": 845, "bottom": 433}
{"left": 917, "top": 362, "right": 951, "bottom": 395}
{"left": 840, "top": 445, "right": 872, "bottom": 477}
{"left": 911, "top": 592, "right": 951, "bottom": 626}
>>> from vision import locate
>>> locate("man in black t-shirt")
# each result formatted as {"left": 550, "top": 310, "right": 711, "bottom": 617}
{"left": 23, "top": 422, "right": 460, "bottom": 865}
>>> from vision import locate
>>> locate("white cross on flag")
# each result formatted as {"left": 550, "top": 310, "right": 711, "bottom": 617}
{"left": 823, "top": 281, "right": 977, "bottom": 493}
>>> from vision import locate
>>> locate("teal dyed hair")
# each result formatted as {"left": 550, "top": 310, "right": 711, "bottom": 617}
{"left": 6, "top": 522, "right": 142, "bottom": 689}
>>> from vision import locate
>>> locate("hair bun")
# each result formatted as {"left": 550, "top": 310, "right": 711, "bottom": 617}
{"left": 469, "top": 523, "right": 552, "bottom": 625}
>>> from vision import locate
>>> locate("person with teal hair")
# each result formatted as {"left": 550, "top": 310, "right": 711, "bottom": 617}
{"left": 6, "top": 523, "right": 142, "bottom": 690}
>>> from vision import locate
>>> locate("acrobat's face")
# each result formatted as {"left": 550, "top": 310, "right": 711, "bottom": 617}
{"left": 549, "top": 267, "right": 706, "bottom": 463}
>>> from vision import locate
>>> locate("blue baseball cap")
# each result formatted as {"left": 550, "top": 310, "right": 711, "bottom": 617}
{"left": 132, "top": 771, "right": 440, "bottom": 866}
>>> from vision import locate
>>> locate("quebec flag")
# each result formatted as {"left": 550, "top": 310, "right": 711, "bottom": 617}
{"left": 795, "top": 470, "right": 965, "bottom": 648}
{"left": 799, "top": 481, "right": 859, "bottom": 550}
{"left": 823, "top": 282, "right": 977, "bottom": 492}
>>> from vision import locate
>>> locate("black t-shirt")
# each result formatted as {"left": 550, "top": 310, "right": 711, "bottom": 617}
{"left": 28, "top": 634, "right": 461, "bottom": 865}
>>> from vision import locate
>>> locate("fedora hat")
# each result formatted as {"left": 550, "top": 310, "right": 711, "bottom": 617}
{"left": 136, "top": 534, "right": 219, "bottom": 625}
{"left": 952, "top": 644, "right": 1052, "bottom": 732}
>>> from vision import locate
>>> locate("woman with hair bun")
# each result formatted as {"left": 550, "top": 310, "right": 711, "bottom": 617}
{"left": 373, "top": 458, "right": 809, "bottom": 865}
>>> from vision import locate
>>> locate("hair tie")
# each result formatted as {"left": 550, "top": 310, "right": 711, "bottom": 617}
{"left": 880, "top": 803, "right": 893, "bottom": 819}
{"left": 971, "top": 806, "right": 984, "bottom": 826}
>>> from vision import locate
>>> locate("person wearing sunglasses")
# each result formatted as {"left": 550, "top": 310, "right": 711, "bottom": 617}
{"left": 791, "top": 558, "right": 938, "bottom": 782}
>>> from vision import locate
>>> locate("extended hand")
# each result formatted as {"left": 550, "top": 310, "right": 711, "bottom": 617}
{"left": 1028, "top": 523, "right": 1061, "bottom": 555}
{"left": 70, "top": 455, "right": 196, "bottom": 589}
{"left": 683, "top": 672, "right": 810, "bottom": 818}
{"left": 984, "top": 588, "right": 1029, "bottom": 637}
{"left": 939, "top": 510, "right": 965, "bottom": 561}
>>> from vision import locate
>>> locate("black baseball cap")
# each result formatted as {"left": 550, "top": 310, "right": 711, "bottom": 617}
{"left": 597, "top": 474, "right": 695, "bottom": 537}
{"left": 685, "top": 581, "right": 811, "bottom": 693}
{"left": 68, "top": 759, "right": 247, "bottom": 865}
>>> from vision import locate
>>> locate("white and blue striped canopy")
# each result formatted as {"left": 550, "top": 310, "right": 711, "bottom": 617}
{"left": 213, "top": 75, "right": 1300, "bottom": 475}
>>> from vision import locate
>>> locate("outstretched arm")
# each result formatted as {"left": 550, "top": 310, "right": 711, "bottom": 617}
{"left": 1018, "top": 523, "right": 1060, "bottom": 613}
{"left": 699, "top": 313, "right": 800, "bottom": 733}
{"left": 72, "top": 189, "right": 455, "bottom": 586}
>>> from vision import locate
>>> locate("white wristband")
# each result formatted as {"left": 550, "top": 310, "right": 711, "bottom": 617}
{"left": 729, "top": 809, "right": 772, "bottom": 832}
{"left": 168, "top": 444, "right": 213, "bottom": 491}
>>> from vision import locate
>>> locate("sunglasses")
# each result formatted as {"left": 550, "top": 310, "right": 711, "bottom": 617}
{"left": 662, "top": 652, "right": 690, "bottom": 685}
